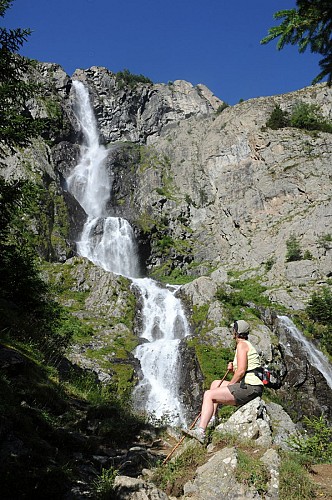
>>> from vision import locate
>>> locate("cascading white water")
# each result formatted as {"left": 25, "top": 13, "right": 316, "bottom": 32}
{"left": 132, "top": 278, "right": 189, "bottom": 423}
{"left": 67, "top": 80, "right": 189, "bottom": 425}
{"left": 278, "top": 315, "right": 332, "bottom": 389}
{"left": 67, "top": 82, "right": 110, "bottom": 218}
{"left": 68, "top": 81, "right": 140, "bottom": 279}
{"left": 78, "top": 216, "right": 140, "bottom": 278}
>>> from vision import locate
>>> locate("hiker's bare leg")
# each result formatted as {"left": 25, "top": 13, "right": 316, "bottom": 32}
{"left": 210, "top": 379, "right": 228, "bottom": 416}
{"left": 199, "top": 384, "right": 237, "bottom": 429}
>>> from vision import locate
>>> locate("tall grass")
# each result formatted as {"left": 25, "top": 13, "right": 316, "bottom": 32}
{"left": 279, "top": 453, "right": 317, "bottom": 500}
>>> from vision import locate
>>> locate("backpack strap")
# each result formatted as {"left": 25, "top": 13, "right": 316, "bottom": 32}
{"left": 240, "top": 367, "right": 263, "bottom": 389}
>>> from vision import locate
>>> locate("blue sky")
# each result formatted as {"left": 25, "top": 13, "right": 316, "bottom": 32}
{"left": 3, "top": 0, "right": 324, "bottom": 104}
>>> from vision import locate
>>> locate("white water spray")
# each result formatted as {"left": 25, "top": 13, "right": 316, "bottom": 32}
{"left": 132, "top": 278, "right": 189, "bottom": 423}
{"left": 67, "top": 80, "right": 189, "bottom": 425}
{"left": 67, "top": 82, "right": 110, "bottom": 218}
{"left": 68, "top": 81, "right": 140, "bottom": 279}
{"left": 278, "top": 315, "right": 332, "bottom": 390}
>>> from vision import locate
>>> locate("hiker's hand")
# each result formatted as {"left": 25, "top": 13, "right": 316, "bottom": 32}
{"left": 227, "top": 362, "right": 234, "bottom": 371}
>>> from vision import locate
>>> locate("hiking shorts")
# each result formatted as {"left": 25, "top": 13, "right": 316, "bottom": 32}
{"left": 227, "top": 383, "right": 263, "bottom": 406}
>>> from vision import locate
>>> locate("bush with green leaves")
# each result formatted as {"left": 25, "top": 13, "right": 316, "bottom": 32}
{"left": 152, "top": 444, "right": 206, "bottom": 494}
{"left": 266, "top": 101, "right": 332, "bottom": 133}
{"left": 0, "top": 178, "right": 77, "bottom": 361}
{"left": 317, "top": 233, "right": 332, "bottom": 250}
{"left": 235, "top": 449, "right": 270, "bottom": 496}
{"left": 191, "top": 343, "right": 233, "bottom": 389}
{"left": 215, "top": 277, "right": 272, "bottom": 324}
{"left": 293, "top": 286, "right": 332, "bottom": 356}
{"left": 264, "top": 256, "right": 276, "bottom": 272}
{"left": 290, "top": 102, "right": 332, "bottom": 133}
{"left": 216, "top": 102, "right": 229, "bottom": 114}
{"left": 287, "top": 415, "right": 332, "bottom": 463}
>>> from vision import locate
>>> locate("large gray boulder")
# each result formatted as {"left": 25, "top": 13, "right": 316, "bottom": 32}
{"left": 113, "top": 476, "right": 169, "bottom": 499}
{"left": 216, "top": 398, "right": 270, "bottom": 447}
{"left": 183, "top": 447, "right": 259, "bottom": 500}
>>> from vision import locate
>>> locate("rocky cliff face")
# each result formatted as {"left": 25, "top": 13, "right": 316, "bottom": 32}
{"left": 3, "top": 62, "right": 330, "bottom": 309}
{"left": 65, "top": 66, "right": 331, "bottom": 311}
{"left": 1, "top": 61, "right": 331, "bottom": 425}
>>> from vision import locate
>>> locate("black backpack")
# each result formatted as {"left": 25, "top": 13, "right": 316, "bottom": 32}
{"left": 246, "top": 366, "right": 281, "bottom": 389}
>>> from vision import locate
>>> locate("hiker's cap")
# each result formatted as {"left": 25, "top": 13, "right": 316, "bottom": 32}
{"left": 232, "top": 320, "right": 250, "bottom": 334}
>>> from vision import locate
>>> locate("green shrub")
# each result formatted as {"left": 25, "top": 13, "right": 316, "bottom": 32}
{"left": 215, "top": 278, "right": 272, "bottom": 323}
{"left": 285, "top": 235, "right": 302, "bottom": 262}
{"left": 264, "top": 256, "right": 276, "bottom": 272}
{"left": 266, "top": 102, "right": 332, "bottom": 133}
{"left": 152, "top": 444, "right": 206, "bottom": 493}
{"left": 193, "top": 344, "right": 233, "bottom": 388}
{"left": 306, "top": 287, "right": 332, "bottom": 325}
{"left": 290, "top": 102, "right": 332, "bottom": 133}
{"left": 156, "top": 235, "right": 174, "bottom": 250}
{"left": 287, "top": 416, "right": 332, "bottom": 464}
{"left": 303, "top": 250, "right": 313, "bottom": 260}
{"left": 0, "top": 179, "right": 79, "bottom": 361}
{"left": 93, "top": 467, "right": 118, "bottom": 499}
{"left": 115, "top": 69, "right": 152, "bottom": 87}
{"left": 266, "top": 104, "right": 290, "bottom": 129}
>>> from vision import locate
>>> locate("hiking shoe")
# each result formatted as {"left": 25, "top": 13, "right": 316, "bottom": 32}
{"left": 207, "top": 415, "right": 218, "bottom": 429}
{"left": 182, "top": 427, "right": 206, "bottom": 444}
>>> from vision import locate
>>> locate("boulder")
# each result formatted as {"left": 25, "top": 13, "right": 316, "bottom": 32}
{"left": 265, "top": 402, "right": 299, "bottom": 449}
{"left": 216, "top": 397, "right": 273, "bottom": 448}
{"left": 183, "top": 446, "right": 259, "bottom": 500}
{"left": 113, "top": 475, "right": 169, "bottom": 499}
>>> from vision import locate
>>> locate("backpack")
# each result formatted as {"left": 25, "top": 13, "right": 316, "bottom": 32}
{"left": 246, "top": 366, "right": 281, "bottom": 389}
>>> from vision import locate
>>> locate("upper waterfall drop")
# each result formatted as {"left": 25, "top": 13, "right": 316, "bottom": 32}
{"left": 67, "top": 80, "right": 190, "bottom": 426}
{"left": 67, "top": 80, "right": 140, "bottom": 279}
{"left": 67, "top": 81, "right": 111, "bottom": 218}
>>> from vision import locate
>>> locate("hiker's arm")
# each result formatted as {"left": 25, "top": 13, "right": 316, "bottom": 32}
{"left": 229, "top": 342, "right": 248, "bottom": 384}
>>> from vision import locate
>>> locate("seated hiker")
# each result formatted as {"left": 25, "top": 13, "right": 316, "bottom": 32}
{"left": 183, "top": 319, "right": 264, "bottom": 444}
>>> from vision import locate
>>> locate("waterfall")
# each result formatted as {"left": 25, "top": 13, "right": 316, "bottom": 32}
{"left": 67, "top": 81, "right": 140, "bottom": 279}
{"left": 67, "top": 82, "right": 110, "bottom": 218}
{"left": 132, "top": 278, "right": 189, "bottom": 423}
{"left": 67, "top": 80, "right": 189, "bottom": 425}
{"left": 278, "top": 315, "right": 332, "bottom": 389}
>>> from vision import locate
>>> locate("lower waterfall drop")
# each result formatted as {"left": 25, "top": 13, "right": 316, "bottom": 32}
{"left": 67, "top": 80, "right": 189, "bottom": 426}
{"left": 132, "top": 278, "right": 189, "bottom": 423}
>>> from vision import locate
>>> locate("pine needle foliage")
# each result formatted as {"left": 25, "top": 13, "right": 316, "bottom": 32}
{"left": 306, "top": 287, "right": 332, "bottom": 325}
{"left": 115, "top": 68, "right": 153, "bottom": 88}
{"left": 261, "top": 0, "right": 332, "bottom": 85}
{"left": 266, "top": 104, "right": 290, "bottom": 130}
{"left": 0, "top": 0, "right": 44, "bottom": 153}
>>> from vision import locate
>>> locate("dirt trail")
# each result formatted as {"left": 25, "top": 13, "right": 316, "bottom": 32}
{"left": 309, "top": 464, "right": 332, "bottom": 499}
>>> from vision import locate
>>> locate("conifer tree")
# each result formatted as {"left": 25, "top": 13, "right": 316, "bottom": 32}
{"left": 261, "top": 0, "right": 332, "bottom": 85}
{"left": 0, "top": 0, "right": 42, "bottom": 153}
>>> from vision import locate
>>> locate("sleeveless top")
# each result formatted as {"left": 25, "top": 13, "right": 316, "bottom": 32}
{"left": 233, "top": 340, "right": 263, "bottom": 386}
